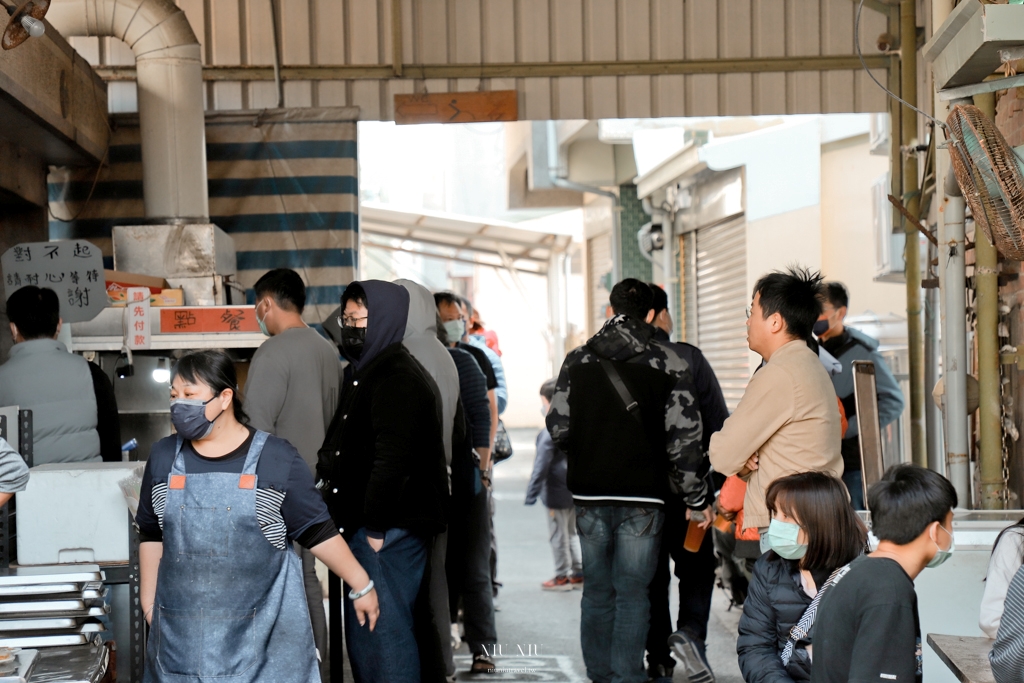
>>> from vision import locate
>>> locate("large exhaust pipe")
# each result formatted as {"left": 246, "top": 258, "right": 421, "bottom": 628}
{"left": 48, "top": 0, "right": 208, "bottom": 221}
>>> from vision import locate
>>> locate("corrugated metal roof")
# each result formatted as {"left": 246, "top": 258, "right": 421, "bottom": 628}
{"left": 68, "top": 0, "right": 894, "bottom": 120}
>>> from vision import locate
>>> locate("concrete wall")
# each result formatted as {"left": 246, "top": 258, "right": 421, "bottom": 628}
{"left": 820, "top": 134, "right": 903, "bottom": 319}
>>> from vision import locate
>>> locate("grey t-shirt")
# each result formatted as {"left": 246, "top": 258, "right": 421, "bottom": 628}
{"left": 245, "top": 326, "right": 344, "bottom": 473}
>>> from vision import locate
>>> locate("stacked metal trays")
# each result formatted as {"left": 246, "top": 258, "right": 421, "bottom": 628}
{"left": 0, "top": 566, "right": 107, "bottom": 649}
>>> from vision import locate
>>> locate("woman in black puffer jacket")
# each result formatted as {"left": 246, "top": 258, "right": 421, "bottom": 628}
{"left": 737, "top": 472, "right": 867, "bottom": 683}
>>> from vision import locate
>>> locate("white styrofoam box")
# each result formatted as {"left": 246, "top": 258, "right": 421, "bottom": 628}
{"left": 17, "top": 462, "right": 140, "bottom": 565}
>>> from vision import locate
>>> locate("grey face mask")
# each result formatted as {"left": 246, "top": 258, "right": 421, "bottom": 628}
{"left": 170, "top": 396, "right": 223, "bottom": 441}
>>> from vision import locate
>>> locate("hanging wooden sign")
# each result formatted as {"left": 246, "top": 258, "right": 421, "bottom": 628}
{"left": 394, "top": 90, "right": 518, "bottom": 125}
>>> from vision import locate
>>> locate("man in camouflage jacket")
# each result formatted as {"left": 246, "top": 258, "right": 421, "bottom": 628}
{"left": 545, "top": 278, "right": 712, "bottom": 683}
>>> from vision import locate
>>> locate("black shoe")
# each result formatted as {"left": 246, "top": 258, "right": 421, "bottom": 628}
{"left": 668, "top": 629, "right": 715, "bottom": 683}
{"left": 646, "top": 662, "right": 674, "bottom": 683}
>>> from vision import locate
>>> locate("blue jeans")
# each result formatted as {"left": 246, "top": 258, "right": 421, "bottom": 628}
{"left": 576, "top": 505, "right": 665, "bottom": 683}
{"left": 345, "top": 527, "right": 429, "bottom": 683}
{"left": 842, "top": 469, "right": 865, "bottom": 510}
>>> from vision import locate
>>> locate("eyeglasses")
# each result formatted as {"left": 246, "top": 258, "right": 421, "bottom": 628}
{"left": 745, "top": 307, "right": 751, "bottom": 319}
{"left": 337, "top": 315, "right": 368, "bottom": 328}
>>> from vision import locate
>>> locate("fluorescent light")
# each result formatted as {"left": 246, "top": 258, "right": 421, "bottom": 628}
{"left": 152, "top": 358, "right": 170, "bottom": 383}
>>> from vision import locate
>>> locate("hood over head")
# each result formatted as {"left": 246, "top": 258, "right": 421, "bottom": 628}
{"left": 348, "top": 280, "right": 409, "bottom": 371}
{"left": 395, "top": 279, "right": 459, "bottom": 465}
{"left": 586, "top": 314, "right": 654, "bottom": 361}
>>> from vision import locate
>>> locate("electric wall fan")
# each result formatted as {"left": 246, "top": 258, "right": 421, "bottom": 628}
{"left": 947, "top": 104, "right": 1024, "bottom": 260}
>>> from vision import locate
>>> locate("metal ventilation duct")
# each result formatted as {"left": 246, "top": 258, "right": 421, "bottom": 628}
{"left": 48, "top": 0, "right": 208, "bottom": 221}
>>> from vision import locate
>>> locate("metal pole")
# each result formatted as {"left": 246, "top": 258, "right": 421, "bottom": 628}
{"left": 901, "top": 0, "right": 927, "bottom": 467}
{"left": 926, "top": 239, "right": 944, "bottom": 471}
{"left": 972, "top": 92, "right": 1005, "bottom": 509}
{"left": 942, "top": 170, "right": 970, "bottom": 505}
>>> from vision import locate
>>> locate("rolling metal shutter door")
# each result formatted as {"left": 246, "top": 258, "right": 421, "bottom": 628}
{"left": 696, "top": 218, "right": 748, "bottom": 411}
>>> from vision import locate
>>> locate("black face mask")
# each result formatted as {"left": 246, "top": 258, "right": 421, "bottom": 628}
{"left": 340, "top": 326, "right": 366, "bottom": 361}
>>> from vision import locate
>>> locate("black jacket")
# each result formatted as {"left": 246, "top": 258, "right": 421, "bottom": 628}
{"left": 737, "top": 552, "right": 823, "bottom": 683}
{"left": 318, "top": 342, "right": 449, "bottom": 540}
{"left": 546, "top": 315, "right": 708, "bottom": 509}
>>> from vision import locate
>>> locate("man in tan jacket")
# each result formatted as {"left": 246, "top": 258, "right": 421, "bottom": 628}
{"left": 709, "top": 267, "right": 843, "bottom": 541}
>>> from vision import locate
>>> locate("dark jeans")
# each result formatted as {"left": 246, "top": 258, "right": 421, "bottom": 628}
{"left": 842, "top": 469, "right": 865, "bottom": 510}
{"left": 345, "top": 527, "right": 429, "bottom": 683}
{"left": 646, "top": 501, "right": 716, "bottom": 669}
{"left": 577, "top": 505, "right": 664, "bottom": 683}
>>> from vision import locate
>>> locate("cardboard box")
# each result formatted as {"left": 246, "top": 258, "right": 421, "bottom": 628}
{"left": 104, "top": 269, "right": 167, "bottom": 295}
{"left": 108, "top": 288, "right": 184, "bottom": 307}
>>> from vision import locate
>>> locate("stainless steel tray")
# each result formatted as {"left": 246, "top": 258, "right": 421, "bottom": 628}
{"left": 0, "top": 648, "right": 37, "bottom": 683}
{"left": 0, "top": 634, "right": 88, "bottom": 649}
{"left": 0, "top": 567, "right": 102, "bottom": 588}
{"left": 0, "top": 586, "right": 78, "bottom": 598}
{"left": 0, "top": 602, "right": 85, "bottom": 615}
{"left": 0, "top": 619, "right": 77, "bottom": 632}
{"left": 26, "top": 644, "right": 107, "bottom": 683}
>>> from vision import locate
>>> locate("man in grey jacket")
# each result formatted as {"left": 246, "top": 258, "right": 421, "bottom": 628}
{"left": 245, "top": 268, "right": 343, "bottom": 682}
{"left": 816, "top": 282, "right": 905, "bottom": 509}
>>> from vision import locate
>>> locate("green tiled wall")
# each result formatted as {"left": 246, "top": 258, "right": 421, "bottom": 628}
{"left": 619, "top": 184, "right": 653, "bottom": 283}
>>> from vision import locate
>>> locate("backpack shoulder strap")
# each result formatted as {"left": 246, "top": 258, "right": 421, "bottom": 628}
{"left": 598, "top": 358, "right": 643, "bottom": 427}
{"left": 780, "top": 562, "right": 853, "bottom": 666}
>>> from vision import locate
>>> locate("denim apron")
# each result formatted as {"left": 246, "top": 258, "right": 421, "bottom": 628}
{"left": 145, "top": 431, "right": 319, "bottom": 683}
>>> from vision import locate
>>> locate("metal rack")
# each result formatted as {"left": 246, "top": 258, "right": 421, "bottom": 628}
{"left": 0, "top": 415, "right": 145, "bottom": 682}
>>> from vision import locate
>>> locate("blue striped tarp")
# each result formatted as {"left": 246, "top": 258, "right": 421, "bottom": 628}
{"left": 47, "top": 107, "right": 360, "bottom": 325}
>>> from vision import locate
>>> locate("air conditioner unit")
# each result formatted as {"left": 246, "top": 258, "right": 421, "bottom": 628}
{"left": 874, "top": 173, "right": 907, "bottom": 283}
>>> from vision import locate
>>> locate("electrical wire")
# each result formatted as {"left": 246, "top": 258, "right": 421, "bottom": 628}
{"left": 855, "top": 0, "right": 949, "bottom": 132}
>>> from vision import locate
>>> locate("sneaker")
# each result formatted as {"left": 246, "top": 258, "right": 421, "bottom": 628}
{"left": 541, "top": 576, "right": 573, "bottom": 591}
{"left": 668, "top": 629, "right": 715, "bottom": 683}
{"left": 646, "top": 662, "right": 674, "bottom": 683}
{"left": 450, "top": 622, "right": 462, "bottom": 651}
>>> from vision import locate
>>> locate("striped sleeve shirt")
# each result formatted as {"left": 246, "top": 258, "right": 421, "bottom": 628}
{"left": 991, "top": 563, "right": 1024, "bottom": 682}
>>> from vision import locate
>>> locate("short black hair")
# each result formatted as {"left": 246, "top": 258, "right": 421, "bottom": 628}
{"left": 254, "top": 268, "right": 305, "bottom": 313}
{"left": 435, "top": 312, "right": 450, "bottom": 345}
{"left": 609, "top": 278, "right": 654, "bottom": 322}
{"left": 172, "top": 350, "right": 249, "bottom": 424}
{"left": 540, "top": 378, "right": 557, "bottom": 400}
{"left": 648, "top": 283, "right": 668, "bottom": 315}
{"left": 753, "top": 266, "right": 824, "bottom": 340}
{"left": 823, "top": 282, "right": 849, "bottom": 310}
{"left": 7, "top": 286, "right": 60, "bottom": 339}
{"left": 868, "top": 464, "right": 958, "bottom": 545}
{"left": 434, "top": 291, "right": 462, "bottom": 311}
{"left": 341, "top": 282, "right": 366, "bottom": 309}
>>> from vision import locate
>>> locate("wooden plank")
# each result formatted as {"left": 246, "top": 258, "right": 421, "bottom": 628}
{"left": 393, "top": 89, "right": 518, "bottom": 124}
{"left": 927, "top": 634, "right": 996, "bottom": 683}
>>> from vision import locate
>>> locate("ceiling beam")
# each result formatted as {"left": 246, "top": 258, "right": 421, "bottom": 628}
{"left": 92, "top": 54, "right": 891, "bottom": 82}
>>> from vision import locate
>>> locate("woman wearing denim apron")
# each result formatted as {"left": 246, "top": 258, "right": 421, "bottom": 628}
{"left": 136, "top": 350, "right": 379, "bottom": 683}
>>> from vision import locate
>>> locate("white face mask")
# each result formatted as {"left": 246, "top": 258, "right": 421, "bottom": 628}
{"left": 443, "top": 319, "right": 465, "bottom": 342}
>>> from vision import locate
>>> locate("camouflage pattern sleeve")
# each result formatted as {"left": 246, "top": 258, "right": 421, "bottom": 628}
{"left": 545, "top": 347, "right": 581, "bottom": 452}
{"left": 656, "top": 341, "right": 710, "bottom": 509}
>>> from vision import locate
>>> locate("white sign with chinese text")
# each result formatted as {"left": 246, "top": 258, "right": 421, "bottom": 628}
{"left": 126, "top": 287, "right": 151, "bottom": 350}
{"left": 0, "top": 240, "right": 106, "bottom": 323}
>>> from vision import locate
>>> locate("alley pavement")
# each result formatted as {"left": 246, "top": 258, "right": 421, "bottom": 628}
{"left": 448, "top": 428, "right": 744, "bottom": 682}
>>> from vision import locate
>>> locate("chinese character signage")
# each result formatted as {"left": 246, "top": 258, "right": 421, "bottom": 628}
{"left": 127, "top": 287, "right": 151, "bottom": 350}
{"left": 159, "top": 307, "right": 260, "bottom": 334}
{"left": 1, "top": 241, "right": 106, "bottom": 323}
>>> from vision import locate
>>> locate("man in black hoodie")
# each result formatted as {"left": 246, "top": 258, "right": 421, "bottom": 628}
{"left": 546, "top": 279, "right": 712, "bottom": 683}
{"left": 318, "top": 280, "right": 449, "bottom": 683}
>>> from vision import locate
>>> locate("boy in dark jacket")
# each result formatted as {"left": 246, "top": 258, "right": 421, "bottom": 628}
{"left": 526, "top": 378, "right": 582, "bottom": 591}
{"left": 812, "top": 465, "right": 957, "bottom": 683}
{"left": 318, "top": 280, "right": 449, "bottom": 683}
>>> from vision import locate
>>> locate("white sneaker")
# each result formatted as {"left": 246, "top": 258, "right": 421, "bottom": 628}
{"left": 450, "top": 622, "right": 462, "bottom": 650}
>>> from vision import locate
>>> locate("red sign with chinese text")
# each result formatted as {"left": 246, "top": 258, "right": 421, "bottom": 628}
{"left": 159, "top": 307, "right": 260, "bottom": 334}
